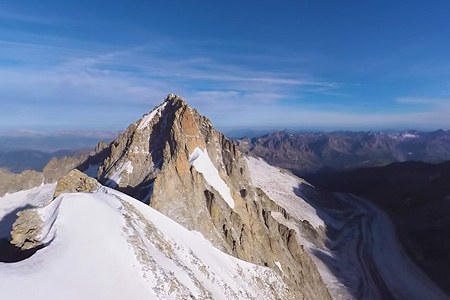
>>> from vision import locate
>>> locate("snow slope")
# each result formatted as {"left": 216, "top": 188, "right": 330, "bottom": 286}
{"left": 0, "top": 185, "right": 289, "bottom": 300}
{"left": 246, "top": 157, "right": 324, "bottom": 228}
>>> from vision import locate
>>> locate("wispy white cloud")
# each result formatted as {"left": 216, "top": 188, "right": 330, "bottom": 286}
{"left": 0, "top": 36, "right": 337, "bottom": 102}
{"left": 0, "top": 11, "right": 52, "bottom": 24}
{"left": 2, "top": 29, "right": 447, "bottom": 131}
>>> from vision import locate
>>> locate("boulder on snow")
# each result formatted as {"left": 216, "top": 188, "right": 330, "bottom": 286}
{"left": 10, "top": 208, "right": 43, "bottom": 250}
{"left": 53, "top": 169, "right": 100, "bottom": 198}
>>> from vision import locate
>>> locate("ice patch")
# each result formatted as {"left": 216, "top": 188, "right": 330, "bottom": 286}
{"left": 189, "top": 147, "right": 235, "bottom": 209}
{"left": 275, "top": 261, "right": 283, "bottom": 273}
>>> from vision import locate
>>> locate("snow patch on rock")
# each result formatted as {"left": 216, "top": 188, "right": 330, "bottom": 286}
{"left": 189, "top": 147, "right": 235, "bottom": 209}
{"left": 105, "top": 161, "right": 133, "bottom": 187}
{"left": 275, "top": 261, "right": 283, "bottom": 273}
{"left": 138, "top": 102, "right": 167, "bottom": 130}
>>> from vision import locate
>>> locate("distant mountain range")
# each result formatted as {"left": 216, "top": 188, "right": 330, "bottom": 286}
{"left": 0, "top": 131, "right": 116, "bottom": 173}
{"left": 238, "top": 130, "right": 450, "bottom": 175}
{"left": 0, "top": 150, "right": 83, "bottom": 173}
{"left": 5, "top": 129, "right": 450, "bottom": 175}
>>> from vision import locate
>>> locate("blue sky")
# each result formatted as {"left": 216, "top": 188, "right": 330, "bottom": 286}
{"left": 1, "top": 0, "right": 450, "bottom": 132}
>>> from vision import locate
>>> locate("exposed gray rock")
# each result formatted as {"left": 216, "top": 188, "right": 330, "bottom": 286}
{"left": 10, "top": 207, "right": 43, "bottom": 250}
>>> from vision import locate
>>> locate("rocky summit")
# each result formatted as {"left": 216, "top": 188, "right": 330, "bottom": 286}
{"left": 93, "top": 94, "right": 331, "bottom": 299}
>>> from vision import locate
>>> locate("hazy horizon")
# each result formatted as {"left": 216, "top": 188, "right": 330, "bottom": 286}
{"left": 1, "top": 126, "right": 449, "bottom": 140}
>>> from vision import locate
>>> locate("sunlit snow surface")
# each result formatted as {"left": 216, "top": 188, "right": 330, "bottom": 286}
{"left": 246, "top": 157, "right": 324, "bottom": 228}
{"left": 0, "top": 185, "right": 289, "bottom": 300}
{"left": 189, "top": 147, "right": 235, "bottom": 209}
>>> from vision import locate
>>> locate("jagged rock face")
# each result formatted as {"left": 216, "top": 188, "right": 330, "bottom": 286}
{"left": 97, "top": 94, "right": 331, "bottom": 299}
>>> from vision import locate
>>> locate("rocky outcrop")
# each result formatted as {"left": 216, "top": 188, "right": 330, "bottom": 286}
{"left": 53, "top": 169, "right": 100, "bottom": 198}
{"left": 96, "top": 94, "right": 331, "bottom": 299}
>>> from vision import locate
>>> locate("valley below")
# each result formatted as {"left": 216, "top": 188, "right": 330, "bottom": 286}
{"left": 312, "top": 192, "right": 447, "bottom": 299}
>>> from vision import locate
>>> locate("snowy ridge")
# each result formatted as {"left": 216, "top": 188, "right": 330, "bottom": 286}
{"left": 189, "top": 147, "right": 235, "bottom": 209}
{"left": 0, "top": 185, "right": 290, "bottom": 299}
{"left": 138, "top": 102, "right": 167, "bottom": 130}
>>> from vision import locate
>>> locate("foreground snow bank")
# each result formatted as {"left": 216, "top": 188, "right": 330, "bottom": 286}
{"left": 0, "top": 185, "right": 289, "bottom": 300}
